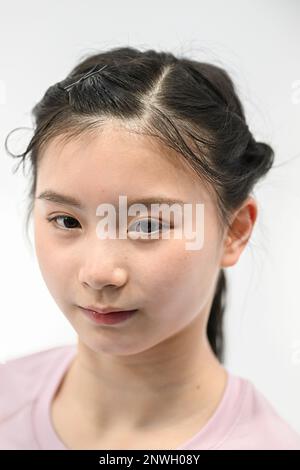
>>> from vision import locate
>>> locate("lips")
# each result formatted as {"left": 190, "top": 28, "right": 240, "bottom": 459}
{"left": 80, "top": 307, "right": 138, "bottom": 325}
{"left": 81, "top": 305, "right": 137, "bottom": 315}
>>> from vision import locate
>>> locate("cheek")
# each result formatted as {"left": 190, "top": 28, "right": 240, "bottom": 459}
{"left": 34, "top": 221, "right": 71, "bottom": 298}
{"left": 140, "top": 240, "right": 217, "bottom": 311}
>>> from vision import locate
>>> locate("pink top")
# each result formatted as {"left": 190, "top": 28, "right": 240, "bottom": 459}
{"left": 0, "top": 344, "right": 300, "bottom": 450}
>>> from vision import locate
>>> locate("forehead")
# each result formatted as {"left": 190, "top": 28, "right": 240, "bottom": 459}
{"left": 36, "top": 123, "right": 210, "bottom": 204}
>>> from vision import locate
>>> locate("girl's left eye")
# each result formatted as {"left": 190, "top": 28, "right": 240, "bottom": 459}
{"left": 47, "top": 215, "right": 81, "bottom": 231}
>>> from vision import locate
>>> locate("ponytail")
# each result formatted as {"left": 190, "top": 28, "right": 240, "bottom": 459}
{"left": 207, "top": 269, "right": 226, "bottom": 363}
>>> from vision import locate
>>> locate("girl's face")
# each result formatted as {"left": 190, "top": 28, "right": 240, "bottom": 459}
{"left": 33, "top": 122, "right": 225, "bottom": 356}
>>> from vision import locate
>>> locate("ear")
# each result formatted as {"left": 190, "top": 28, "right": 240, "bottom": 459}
{"left": 220, "top": 196, "right": 258, "bottom": 268}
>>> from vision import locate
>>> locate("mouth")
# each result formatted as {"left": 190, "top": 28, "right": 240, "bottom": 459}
{"left": 79, "top": 306, "right": 139, "bottom": 325}
{"left": 80, "top": 305, "right": 137, "bottom": 315}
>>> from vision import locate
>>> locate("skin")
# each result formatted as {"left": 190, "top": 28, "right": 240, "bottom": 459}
{"left": 33, "top": 121, "right": 257, "bottom": 450}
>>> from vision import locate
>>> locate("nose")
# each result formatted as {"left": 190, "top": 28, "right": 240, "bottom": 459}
{"left": 78, "top": 239, "right": 128, "bottom": 290}
{"left": 79, "top": 263, "right": 128, "bottom": 290}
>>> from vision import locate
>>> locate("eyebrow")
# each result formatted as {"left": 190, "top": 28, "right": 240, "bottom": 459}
{"left": 35, "top": 190, "right": 187, "bottom": 209}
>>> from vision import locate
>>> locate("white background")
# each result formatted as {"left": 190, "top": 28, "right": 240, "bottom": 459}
{"left": 0, "top": 0, "right": 299, "bottom": 433}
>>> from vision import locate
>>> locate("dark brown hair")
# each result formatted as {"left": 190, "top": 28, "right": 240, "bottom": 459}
{"left": 5, "top": 46, "right": 275, "bottom": 363}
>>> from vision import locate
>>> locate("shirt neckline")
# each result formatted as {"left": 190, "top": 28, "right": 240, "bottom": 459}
{"left": 177, "top": 371, "right": 245, "bottom": 449}
{"left": 32, "top": 345, "right": 245, "bottom": 450}
{"left": 32, "top": 345, "right": 77, "bottom": 450}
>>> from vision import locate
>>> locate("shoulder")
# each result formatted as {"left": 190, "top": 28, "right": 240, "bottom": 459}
{"left": 0, "top": 344, "right": 76, "bottom": 422}
{"left": 220, "top": 374, "right": 300, "bottom": 450}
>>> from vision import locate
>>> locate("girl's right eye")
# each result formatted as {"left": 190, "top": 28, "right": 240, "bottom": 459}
{"left": 46, "top": 215, "right": 81, "bottom": 231}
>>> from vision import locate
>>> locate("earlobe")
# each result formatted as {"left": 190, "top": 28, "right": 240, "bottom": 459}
{"left": 220, "top": 234, "right": 248, "bottom": 268}
{"left": 220, "top": 236, "right": 244, "bottom": 268}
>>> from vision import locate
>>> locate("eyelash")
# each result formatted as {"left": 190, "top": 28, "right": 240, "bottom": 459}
{"left": 47, "top": 215, "right": 80, "bottom": 230}
{"left": 46, "top": 215, "right": 173, "bottom": 236}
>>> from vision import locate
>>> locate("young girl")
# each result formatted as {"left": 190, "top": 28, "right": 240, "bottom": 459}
{"left": 1, "top": 46, "right": 300, "bottom": 450}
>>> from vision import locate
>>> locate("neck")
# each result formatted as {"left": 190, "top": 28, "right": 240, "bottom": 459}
{"left": 56, "top": 316, "right": 227, "bottom": 431}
